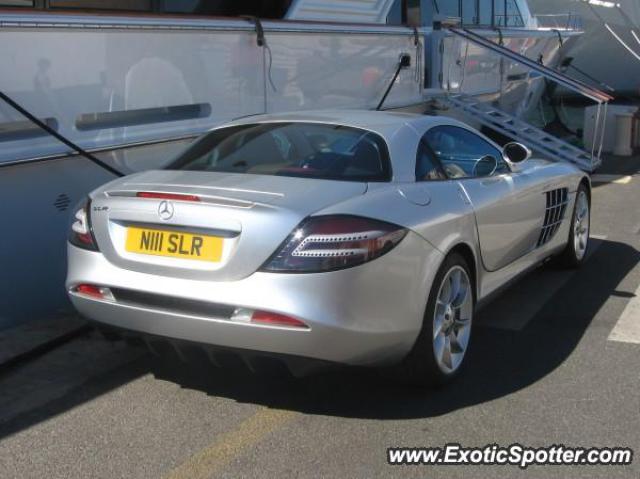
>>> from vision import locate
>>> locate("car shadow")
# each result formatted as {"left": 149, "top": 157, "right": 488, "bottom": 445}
{"left": 0, "top": 238, "right": 636, "bottom": 440}
{"left": 147, "top": 238, "right": 640, "bottom": 420}
{"left": 592, "top": 153, "right": 640, "bottom": 189}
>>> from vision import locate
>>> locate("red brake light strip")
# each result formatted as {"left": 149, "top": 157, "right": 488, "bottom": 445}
{"left": 136, "top": 192, "right": 200, "bottom": 202}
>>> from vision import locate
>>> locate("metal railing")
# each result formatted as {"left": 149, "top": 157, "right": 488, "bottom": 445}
{"left": 534, "top": 13, "right": 583, "bottom": 31}
{"left": 493, "top": 14, "right": 525, "bottom": 28}
{"left": 448, "top": 27, "right": 613, "bottom": 103}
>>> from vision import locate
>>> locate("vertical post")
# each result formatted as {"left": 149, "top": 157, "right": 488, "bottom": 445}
{"left": 504, "top": 0, "right": 508, "bottom": 26}
{"left": 431, "top": 20, "right": 446, "bottom": 91}
{"left": 491, "top": 0, "right": 495, "bottom": 27}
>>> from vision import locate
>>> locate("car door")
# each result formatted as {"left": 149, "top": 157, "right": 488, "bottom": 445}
{"left": 422, "top": 125, "right": 545, "bottom": 271}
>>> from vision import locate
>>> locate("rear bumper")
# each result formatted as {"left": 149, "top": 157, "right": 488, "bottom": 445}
{"left": 66, "top": 231, "right": 442, "bottom": 366}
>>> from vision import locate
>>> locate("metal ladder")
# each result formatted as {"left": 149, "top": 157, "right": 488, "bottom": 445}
{"left": 441, "top": 27, "right": 615, "bottom": 173}
{"left": 442, "top": 93, "right": 600, "bottom": 172}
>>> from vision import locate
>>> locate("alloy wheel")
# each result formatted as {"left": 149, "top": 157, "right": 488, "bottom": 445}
{"left": 432, "top": 266, "right": 473, "bottom": 374}
{"left": 573, "top": 190, "right": 590, "bottom": 261}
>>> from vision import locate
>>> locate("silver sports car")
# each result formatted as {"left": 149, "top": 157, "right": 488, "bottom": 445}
{"left": 66, "top": 110, "right": 591, "bottom": 384}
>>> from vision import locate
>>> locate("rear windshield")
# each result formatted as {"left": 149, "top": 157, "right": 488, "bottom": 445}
{"left": 167, "top": 122, "right": 391, "bottom": 182}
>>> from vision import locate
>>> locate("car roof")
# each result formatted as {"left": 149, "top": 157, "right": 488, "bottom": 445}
{"left": 222, "top": 109, "right": 460, "bottom": 137}
{"left": 215, "top": 109, "right": 480, "bottom": 182}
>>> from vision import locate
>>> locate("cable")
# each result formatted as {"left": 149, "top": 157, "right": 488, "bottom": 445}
{"left": 613, "top": 3, "right": 640, "bottom": 47}
{"left": 265, "top": 43, "right": 277, "bottom": 93}
{"left": 412, "top": 27, "right": 423, "bottom": 84}
{"left": 376, "top": 54, "right": 411, "bottom": 111}
{"left": 551, "top": 28, "right": 564, "bottom": 47}
{"left": 0, "top": 91, "right": 124, "bottom": 177}
{"left": 604, "top": 22, "right": 640, "bottom": 61}
{"left": 585, "top": 2, "right": 640, "bottom": 62}
{"left": 243, "top": 16, "right": 277, "bottom": 92}
{"left": 493, "top": 26, "right": 504, "bottom": 46}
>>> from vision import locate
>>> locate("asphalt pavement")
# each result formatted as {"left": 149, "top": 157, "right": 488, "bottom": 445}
{"left": 0, "top": 156, "right": 639, "bottom": 479}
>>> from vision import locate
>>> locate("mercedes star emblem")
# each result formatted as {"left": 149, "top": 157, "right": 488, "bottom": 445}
{"left": 158, "top": 200, "right": 174, "bottom": 220}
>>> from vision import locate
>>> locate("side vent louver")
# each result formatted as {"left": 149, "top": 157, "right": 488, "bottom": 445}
{"left": 53, "top": 193, "right": 71, "bottom": 212}
{"left": 537, "top": 188, "right": 568, "bottom": 247}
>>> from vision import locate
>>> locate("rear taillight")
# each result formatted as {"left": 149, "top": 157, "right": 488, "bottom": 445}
{"left": 261, "top": 215, "right": 407, "bottom": 273}
{"left": 73, "top": 284, "right": 114, "bottom": 301}
{"left": 69, "top": 199, "right": 99, "bottom": 251}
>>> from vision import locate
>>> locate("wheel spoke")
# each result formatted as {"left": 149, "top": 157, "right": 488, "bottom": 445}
{"left": 580, "top": 202, "right": 589, "bottom": 218}
{"left": 432, "top": 265, "right": 473, "bottom": 374}
{"left": 573, "top": 191, "right": 590, "bottom": 259}
{"left": 577, "top": 207, "right": 586, "bottom": 221}
{"left": 455, "top": 323, "right": 471, "bottom": 352}
{"left": 450, "top": 270, "right": 461, "bottom": 303}
{"left": 434, "top": 332, "right": 446, "bottom": 363}
{"left": 442, "top": 336, "right": 453, "bottom": 370}
{"left": 440, "top": 277, "right": 452, "bottom": 304}
{"left": 433, "top": 313, "right": 445, "bottom": 339}
{"left": 449, "top": 331, "right": 465, "bottom": 354}
{"left": 454, "top": 314, "right": 470, "bottom": 327}
{"left": 451, "top": 280, "right": 468, "bottom": 309}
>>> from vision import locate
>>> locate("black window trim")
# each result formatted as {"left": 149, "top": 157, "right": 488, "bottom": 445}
{"left": 415, "top": 137, "right": 448, "bottom": 182}
{"left": 76, "top": 103, "right": 211, "bottom": 131}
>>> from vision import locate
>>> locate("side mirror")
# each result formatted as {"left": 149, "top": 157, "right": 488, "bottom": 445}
{"left": 503, "top": 142, "right": 532, "bottom": 163}
{"left": 473, "top": 155, "right": 498, "bottom": 177}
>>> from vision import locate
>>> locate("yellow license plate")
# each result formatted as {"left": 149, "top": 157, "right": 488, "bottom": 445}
{"left": 125, "top": 227, "right": 223, "bottom": 262}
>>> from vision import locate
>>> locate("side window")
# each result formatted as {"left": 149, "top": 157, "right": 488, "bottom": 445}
{"left": 505, "top": 0, "right": 524, "bottom": 27}
{"left": 415, "top": 139, "right": 446, "bottom": 181}
{"left": 424, "top": 126, "right": 509, "bottom": 179}
{"left": 461, "top": 0, "right": 477, "bottom": 25}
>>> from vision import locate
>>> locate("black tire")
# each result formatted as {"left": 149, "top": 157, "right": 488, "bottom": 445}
{"left": 557, "top": 183, "right": 590, "bottom": 269}
{"left": 398, "top": 252, "right": 475, "bottom": 387}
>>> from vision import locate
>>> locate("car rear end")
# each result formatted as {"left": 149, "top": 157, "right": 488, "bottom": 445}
{"left": 66, "top": 119, "right": 441, "bottom": 371}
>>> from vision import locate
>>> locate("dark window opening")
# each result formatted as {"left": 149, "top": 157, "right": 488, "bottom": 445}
{"left": 0, "top": 118, "right": 58, "bottom": 142}
{"left": 49, "top": 0, "right": 152, "bottom": 12}
{"left": 159, "top": 0, "right": 292, "bottom": 19}
{"left": 0, "top": 1, "right": 34, "bottom": 6}
{"left": 39, "top": 0, "right": 293, "bottom": 18}
{"left": 426, "top": 0, "right": 524, "bottom": 27}
{"left": 75, "top": 103, "right": 211, "bottom": 131}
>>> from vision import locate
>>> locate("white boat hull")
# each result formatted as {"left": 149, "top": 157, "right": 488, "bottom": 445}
{"left": 530, "top": 0, "right": 640, "bottom": 96}
{"left": 0, "top": 12, "right": 578, "bottom": 328}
